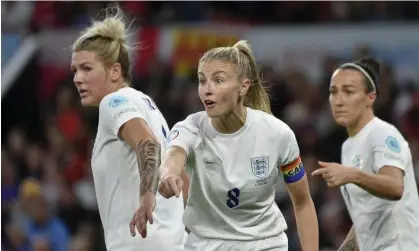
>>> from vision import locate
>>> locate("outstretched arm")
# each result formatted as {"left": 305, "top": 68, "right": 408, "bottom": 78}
{"left": 158, "top": 146, "right": 187, "bottom": 198}
{"left": 160, "top": 146, "right": 187, "bottom": 178}
{"left": 313, "top": 162, "right": 404, "bottom": 201}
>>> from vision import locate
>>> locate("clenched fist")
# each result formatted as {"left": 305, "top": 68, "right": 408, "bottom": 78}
{"left": 158, "top": 174, "right": 183, "bottom": 199}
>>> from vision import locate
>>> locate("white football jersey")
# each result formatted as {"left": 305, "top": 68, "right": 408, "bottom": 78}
{"left": 91, "top": 87, "right": 186, "bottom": 251}
{"left": 167, "top": 107, "right": 304, "bottom": 241}
{"left": 341, "top": 117, "right": 419, "bottom": 251}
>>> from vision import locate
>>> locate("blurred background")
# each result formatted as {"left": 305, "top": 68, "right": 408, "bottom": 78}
{"left": 2, "top": 1, "right": 419, "bottom": 251}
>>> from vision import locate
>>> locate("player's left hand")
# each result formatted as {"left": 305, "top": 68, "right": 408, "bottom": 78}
{"left": 129, "top": 192, "right": 156, "bottom": 238}
{"left": 312, "top": 161, "right": 359, "bottom": 188}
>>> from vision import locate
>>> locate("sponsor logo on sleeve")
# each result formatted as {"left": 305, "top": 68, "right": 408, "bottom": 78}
{"left": 112, "top": 108, "right": 138, "bottom": 120}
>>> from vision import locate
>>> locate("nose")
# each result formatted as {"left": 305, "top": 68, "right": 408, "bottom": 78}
{"left": 331, "top": 92, "right": 344, "bottom": 107}
{"left": 73, "top": 72, "right": 82, "bottom": 85}
{"left": 203, "top": 82, "right": 213, "bottom": 96}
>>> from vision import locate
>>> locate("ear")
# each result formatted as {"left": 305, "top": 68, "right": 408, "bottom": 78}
{"left": 109, "top": 63, "right": 122, "bottom": 82}
{"left": 367, "top": 92, "right": 376, "bottom": 108}
{"left": 239, "top": 78, "right": 251, "bottom": 97}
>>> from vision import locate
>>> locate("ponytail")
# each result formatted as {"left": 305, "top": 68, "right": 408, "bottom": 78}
{"left": 233, "top": 40, "right": 271, "bottom": 114}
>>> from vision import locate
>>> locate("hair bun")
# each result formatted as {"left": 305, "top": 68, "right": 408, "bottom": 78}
{"left": 357, "top": 57, "right": 381, "bottom": 77}
{"left": 90, "top": 7, "right": 126, "bottom": 42}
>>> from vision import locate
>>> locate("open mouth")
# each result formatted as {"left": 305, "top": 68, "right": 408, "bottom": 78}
{"left": 79, "top": 90, "right": 88, "bottom": 98}
{"left": 204, "top": 100, "right": 216, "bottom": 108}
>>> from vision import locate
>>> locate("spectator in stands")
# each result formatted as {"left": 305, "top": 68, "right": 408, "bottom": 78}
{"left": 6, "top": 128, "right": 27, "bottom": 179}
{"left": 5, "top": 222, "right": 30, "bottom": 251}
{"left": 23, "top": 180, "right": 70, "bottom": 251}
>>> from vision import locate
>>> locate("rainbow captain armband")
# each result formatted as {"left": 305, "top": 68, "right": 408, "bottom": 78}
{"left": 280, "top": 156, "right": 305, "bottom": 184}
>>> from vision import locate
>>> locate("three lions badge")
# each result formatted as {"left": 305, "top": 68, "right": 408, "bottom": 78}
{"left": 251, "top": 156, "right": 269, "bottom": 178}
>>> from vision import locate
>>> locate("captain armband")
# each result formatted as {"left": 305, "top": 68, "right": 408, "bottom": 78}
{"left": 280, "top": 156, "right": 305, "bottom": 184}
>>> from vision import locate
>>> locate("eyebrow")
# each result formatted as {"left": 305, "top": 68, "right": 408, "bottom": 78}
{"left": 198, "top": 70, "right": 227, "bottom": 76}
{"left": 330, "top": 84, "right": 356, "bottom": 89}
{"left": 213, "top": 70, "right": 227, "bottom": 76}
{"left": 71, "top": 62, "right": 91, "bottom": 69}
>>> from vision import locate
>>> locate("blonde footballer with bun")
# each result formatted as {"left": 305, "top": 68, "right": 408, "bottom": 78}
{"left": 71, "top": 6, "right": 187, "bottom": 251}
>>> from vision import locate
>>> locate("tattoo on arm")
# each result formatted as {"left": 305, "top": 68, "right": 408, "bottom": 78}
{"left": 136, "top": 139, "right": 161, "bottom": 196}
{"left": 339, "top": 239, "right": 359, "bottom": 251}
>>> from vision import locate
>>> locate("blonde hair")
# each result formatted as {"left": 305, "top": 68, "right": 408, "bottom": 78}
{"left": 72, "top": 6, "right": 134, "bottom": 82}
{"left": 199, "top": 40, "right": 271, "bottom": 114}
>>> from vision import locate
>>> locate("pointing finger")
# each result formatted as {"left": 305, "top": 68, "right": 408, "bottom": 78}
{"left": 169, "top": 179, "right": 180, "bottom": 198}
{"left": 175, "top": 178, "right": 183, "bottom": 196}
{"left": 318, "top": 161, "right": 330, "bottom": 167}
{"left": 312, "top": 168, "right": 328, "bottom": 176}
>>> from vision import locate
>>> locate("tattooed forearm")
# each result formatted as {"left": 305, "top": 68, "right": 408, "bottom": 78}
{"left": 136, "top": 139, "right": 161, "bottom": 196}
{"left": 339, "top": 239, "right": 359, "bottom": 251}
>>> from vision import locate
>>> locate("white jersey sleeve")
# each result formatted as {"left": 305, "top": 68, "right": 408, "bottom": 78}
{"left": 278, "top": 126, "right": 305, "bottom": 184}
{"left": 370, "top": 127, "right": 407, "bottom": 173}
{"left": 279, "top": 126, "right": 300, "bottom": 165}
{"left": 99, "top": 92, "right": 148, "bottom": 136}
{"left": 167, "top": 114, "right": 201, "bottom": 156}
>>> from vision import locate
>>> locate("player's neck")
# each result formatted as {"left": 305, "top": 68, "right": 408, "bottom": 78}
{"left": 108, "top": 81, "right": 129, "bottom": 94}
{"left": 212, "top": 105, "right": 247, "bottom": 134}
{"left": 347, "top": 110, "right": 375, "bottom": 137}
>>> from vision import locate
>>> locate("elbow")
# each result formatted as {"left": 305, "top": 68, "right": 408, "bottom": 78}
{"left": 392, "top": 184, "right": 404, "bottom": 201}
{"left": 388, "top": 183, "right": 404, "bottom": 201}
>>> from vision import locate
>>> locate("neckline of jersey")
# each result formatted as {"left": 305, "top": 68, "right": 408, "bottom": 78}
{"left": 207, "top": 107, "right": 253, "bottom": 139}
{"left": 348, "top": 116, "right": 378, "bottom": 140}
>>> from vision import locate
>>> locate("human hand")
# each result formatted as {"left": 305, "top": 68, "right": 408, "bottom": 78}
{"left": 312, "top": 161, "right": 359, "bottom": 188}
{"left": 129, "top": 191, "right": 156, "bottom": 238}
{"left": 158, "top": 174, "right": 183, "bottom": 199}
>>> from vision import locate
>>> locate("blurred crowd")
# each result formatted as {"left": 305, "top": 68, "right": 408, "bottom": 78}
{"left": 3, "top": 1, "right": 419, "bottom": 32}
{"left": 2, "top": 2, "right": 419, "bottom": 251}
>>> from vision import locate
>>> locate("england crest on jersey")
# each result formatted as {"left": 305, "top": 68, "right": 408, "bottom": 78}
{"left": 251, "top": 156, "right": 269, "bottom": 178}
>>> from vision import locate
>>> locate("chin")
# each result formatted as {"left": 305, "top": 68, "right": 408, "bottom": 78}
{"left": 80, "top": 96, "right": 96, "bottom": 107}
{"left": 205, "top": 111, "right": 218, "bottom": 118}
{"left": 334, "top": 116, "right": 350, "bottom": 127}
{"left": 205, "top": 108, "right": 223, "bottom": 118}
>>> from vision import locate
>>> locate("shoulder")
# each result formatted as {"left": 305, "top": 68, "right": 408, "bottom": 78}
{"left": 101, "top": 87, "right": 143, "bottom": 106}
{"left": 98, "top": 88, "right": 149, "bottom": 115}
{"left": 251, "top": 109, "right": 295, "bottom": 139}
{"left": 174, "top": 111, "right": 207, "bottom": 130}
{"left": 341, "top": 138, "right": 351, "bottom": 152}
{"left": 368, "top": 118, "right": 405, "bottom": 148}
